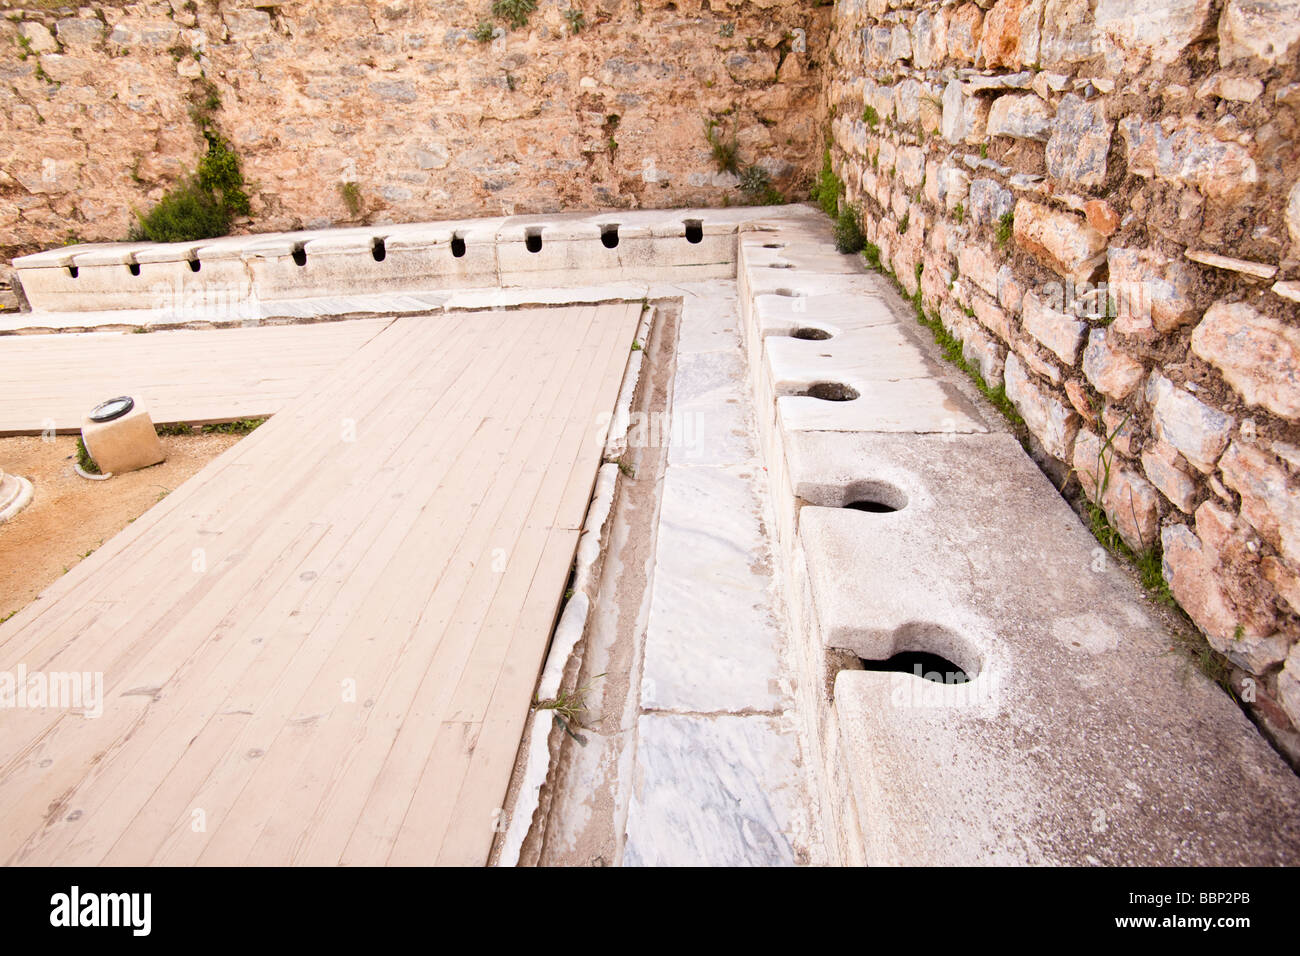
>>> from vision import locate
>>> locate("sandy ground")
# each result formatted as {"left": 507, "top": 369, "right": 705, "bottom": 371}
{"left": 0, "top": 432, "right": 241, "bottom": 622}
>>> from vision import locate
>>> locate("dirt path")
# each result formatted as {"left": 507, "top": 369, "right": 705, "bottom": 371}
{"left": 0, "top": 433, "right": 240, "bottom": 621}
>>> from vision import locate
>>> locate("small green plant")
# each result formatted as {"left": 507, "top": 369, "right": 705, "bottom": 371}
{"left": 564, "top": 7, "right": 586, "bottom": 33}
{"left": 492, "top": 0, "right": 537, "bottom": 29}
{"left": 617, "top": 458, "right": 635, "bottom": 478}
{"left": 132, "top": 131, "right": 250, "bottom": 242}
{"left": 738, "top": 164, "right": 784, "bottom": 205}
{"left": 719, "top": 22, "right": 735, "bottom": 37}
{"left": 0, "top": 610, "right": 16, "bottom": 625}
{"left": 339, "top": 181, "right": 363, "bottom": 217}
{"left": 862, "top": 104, "right": 879, "bottom": 129}
{"left": 201, "top": 417, "right": 266, "bottom": 435}
{"left": 862, "top": 240, "right": 882, "bottom": 272}
{"left": 978, "top": 142, "right": 988, "bottom": 159}
{"left": 536, "top": 673, "right": 607, "bottom": 739}
{"left": 155, "top": 422, "right": 195, "bottom": 436}
{"left": 15, "top": 34, "right": 32, "bottom": 60}
{"left": 897, "top": 211, "right": 910, "bottom": 235}
{"left": 631, "top": 340, "right": 643, "bottom": 352}
{"left": 994, "top": 209, "right": 1014, "bottom": 249}
{"left": 953, "top": 202, "right": 965, "bottom": 224}
{"left": 704, "top": 117, "right": 739, "bottom": 175}
{"left": 833, "top": 206, "right": 865, "bottom": 254}
{"left": 809, "top": 148, "right": 843, "bottom": 219}
{"left": 196, "top": 131, "right": 250, "bottom": 217}
{"left": 75, "top": 437, "right": 100, "bottom": 475}
{"left": 473, "top": 20, "right": 494, "bottom": 43}
{"left": 188, "top": 78, "right": 222, "bottom": 129}
{"left": 130, "top": 180, "right": 227, "bottom": 243}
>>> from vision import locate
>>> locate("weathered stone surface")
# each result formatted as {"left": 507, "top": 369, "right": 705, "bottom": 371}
{"left": 1289, "top": 181, "right": 1300, "bottom": 248}
{"left": 1045, "top": 94, "right": 1111, "bottom": 187}
{"left": 1184, "top": 249, "right": 1276, "bottom": 281}
{"left": 1264, "top": 557, "right": 1300, "bottom": 615}
{"left": 1119, "top": 118, "right": 1259, "bottom": 200}
{"left": 1095, "top": 0, "right": 1215, "bottom": 64}
{"left": 987, "top": 94, "right": 1052, "bottom": 142}
{"left": 1074, "top": 429, "right": 1161, "bottom": 550}
{"left": 1195, "top": 73, "right": 1266, "bottom": 102}
{"left": 963, "top": 323, "right": 1008, "bottom": 384}
{"left": 1022, "top": 291, "right": 1086, "bottom": 365}
{"left": 946, "top": 3, "right": 984, "bottom": 62}
{"left": 0, "top": 3, "right": 829, "bottom": 250}
{"left": 1102, "top": 404, "right": 1137, "bottom": 456}
{"left": 981, "top": 0, "right": 1043, "bottom": 69}
{"left": 1219, "top": 440, "right": 1300, "bottom": 564}
{"left": 974, "top": 294, "right": 1012, "bottom": 342}
{"left": 896, "top": 145, "right": 926, "bottom": 189}
{"left": 1040, "top": 0, "right": 1097, "bottom": 66}
{"left": 1148, "top": 373, "right": 1236, "bottom": 472}
{"left": 1005, "top": 353, "right": 1080, "bottom": 460}
{"left": 20, "top": 21, "right": 59, "bottom": 53}
{"left": 1192, "top": 300, "right": 1300, "bottom": 420}
{"left": 1107, "top": 247, "right": 1199, "bottom": 333}
{"left": 1083, "top": 327, "right": 1144, "bottom": 399}
{"left": 1142, "top": 443, "right": 1200, "bottom": 512}
{"left": 1084, "top": 200, "right": 1120, "bottom": 237}
{"left": 107, "top": 19, "right": 181, "bottom": 48}
{"left": 1218, "top": 0, "right": 1300, "bottom": 66}
{"left": 55, "top": 18, "right": 106, "bottom": 46}
{"left": 1012, "top": 199, "right": 1107, "bottom": 282}
{"left": 911, "top": 9, "right": 949, "bottom": 69}
{"left": 941, "top": 80, "right": 989, "bottom": 144}
{"left": 968, "top": 178, "right": 1014, "bottom": 226}
{"left": 224, "top": 9, "right": 274, "bottom": 40}
{"left": 1162, "top": 503, "right": 1283, "bottom": 668}
{"left": 958, "top": 242, "right": 1000, "bottom": 297}
{"left": 1280, "top": 644, "right": 1300, "bottom": 728}
{"left": 893, "top": 79, "right": 922, "bottom": 126}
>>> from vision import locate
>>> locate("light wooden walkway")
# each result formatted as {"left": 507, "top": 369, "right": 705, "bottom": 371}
{"left": 0, "top": 319, "right": 392, "bottom": 435}
{"left": 0, "top": 303, "right": 640, "bottom": 866}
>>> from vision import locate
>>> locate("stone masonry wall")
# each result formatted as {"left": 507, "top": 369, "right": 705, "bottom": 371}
{"left": 825, "top": 0, "right": 1300, "bottom": 757}
{"left": 0, "top": 0, "right": 827, "bottom": 256}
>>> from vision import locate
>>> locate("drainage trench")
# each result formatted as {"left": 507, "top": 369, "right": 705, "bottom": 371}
{"left": 509, "top": 299, "right": 679, "bottom": 867}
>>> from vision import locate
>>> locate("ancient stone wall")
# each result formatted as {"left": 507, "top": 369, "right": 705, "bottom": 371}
{"left": 0, "top": 0, "right": 827, "bottom": 255}
{"left": 824, "top": 0, "right": 1300, "bottom": 756}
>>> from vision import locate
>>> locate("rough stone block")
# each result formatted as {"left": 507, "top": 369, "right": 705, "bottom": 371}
{"left": 1073, "top": 429, "right": 1161, "bottom": 550}
{"left": 981, "top": 0, "right": 1043, "bottom": 69}
{"left": 1119, "top": 118, "right": 1259, "bottom": 200}
{"left": 1045, "top": 94, "right": 1111, "bottom": 187}
{"left": 1142, "top": 443, "right": 1200, "bottom": 512}
{"left": 1218, "top": 0, "right": 1300, "bottom": 66}
{"left": 987, "top": 94, "right": 1053, "bottom": 142}
{"left": 81, "top": 400, "right": 165, "bottom": 475}
{"left": 1095, "top": 0, "right": 1214, "bottom": 65}
{"left": 1107, "top": 246, "right": 1199, "bottom": 333}
{"left": 1083, "top": 327, "right": 1145, "bottom": 399}
{"left": 1022, "top": 290, "right": 1086, "bottom": 365}
{"left": 1012, "top": 199, "right": 1107, "bottom": 282}
{"left": 1219, "top": 440, "right": 1300, "bottom": 565}
{"left": 1147, "top": 373, "right": 1235, "bottom": 472}
{"left": 1192, "top": 300, "right": 1300, "bottom": 421}
{"left": 1005, "top": 353, "right": 1080, "bottom": 461}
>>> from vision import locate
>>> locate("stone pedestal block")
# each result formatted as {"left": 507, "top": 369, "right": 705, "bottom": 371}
{"left": 81, "top": 398, "right": 164, "bottom": 475}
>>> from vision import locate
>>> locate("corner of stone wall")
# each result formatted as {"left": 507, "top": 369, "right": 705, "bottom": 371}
{"left": 823, "top": 0, "right": 1300, "bottom": 762}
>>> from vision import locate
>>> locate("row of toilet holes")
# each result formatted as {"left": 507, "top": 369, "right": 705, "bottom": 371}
{"left": 777, "top": 288, "right": 862, "bottom": 408}
{"left": 66, "top": 220, "right": 707, "bottom": 278}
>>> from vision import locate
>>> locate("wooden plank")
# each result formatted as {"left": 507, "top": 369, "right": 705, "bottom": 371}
{"left": 0, "top": 319, "right": 392, "bottom": 434}
{"left": 0, "top": 303, "right": 640, "bottom": 867}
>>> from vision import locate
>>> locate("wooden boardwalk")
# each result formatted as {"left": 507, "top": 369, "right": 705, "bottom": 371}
{"left": 0, "top": 319, "right": 392, "bottom": 435}
{"left": 0, "top": 303, "right": 639, "bottom": 865}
